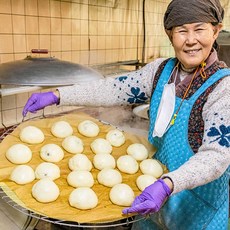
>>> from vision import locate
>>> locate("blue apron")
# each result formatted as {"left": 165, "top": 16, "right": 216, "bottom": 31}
{"left": 132, "top": 59, "right": 230, "bottom": 230}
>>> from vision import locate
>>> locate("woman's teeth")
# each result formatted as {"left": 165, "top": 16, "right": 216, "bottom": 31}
{"left": 186, "top": 49, "right": 200, "bottom": 54}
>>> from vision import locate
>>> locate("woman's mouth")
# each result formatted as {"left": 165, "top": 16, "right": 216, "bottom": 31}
{"left": 185, "top": 49, "right": 201, "bottom": 55}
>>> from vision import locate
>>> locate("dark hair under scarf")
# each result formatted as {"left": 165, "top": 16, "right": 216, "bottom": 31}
{"left": 164, "top": 0, "right": 224, "bottom": 30}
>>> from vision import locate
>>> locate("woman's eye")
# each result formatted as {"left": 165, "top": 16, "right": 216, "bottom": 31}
{"left": 196, "top": 28, "right": 204, "bottom": 31}
{"left": 178, "top": 30, "right": 187, "bottom": 33}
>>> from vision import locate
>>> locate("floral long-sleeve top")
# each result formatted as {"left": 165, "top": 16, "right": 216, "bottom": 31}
{"left": 58, "top": 58, "right": 230, "bottom": 194}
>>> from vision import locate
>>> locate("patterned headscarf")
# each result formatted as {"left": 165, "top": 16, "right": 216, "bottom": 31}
{"left": 164, "top": 0, "right": 224, "bottom": 30}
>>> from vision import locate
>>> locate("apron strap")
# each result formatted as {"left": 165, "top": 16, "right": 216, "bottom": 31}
{"left": 153, "top": 58, "right": 177, "bottom": 93}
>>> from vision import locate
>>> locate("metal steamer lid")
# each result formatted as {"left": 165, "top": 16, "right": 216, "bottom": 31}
{"left": 0, "top": 49, "right": 103, "bottom": 86}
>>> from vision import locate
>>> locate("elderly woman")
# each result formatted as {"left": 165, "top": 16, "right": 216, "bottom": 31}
{"left": 23, "top": 0, "right": 230, "bottom": 229}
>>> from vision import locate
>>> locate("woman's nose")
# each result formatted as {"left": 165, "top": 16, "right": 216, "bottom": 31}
{"left": 185, "top": 31, "right": 198, "bottom": 45}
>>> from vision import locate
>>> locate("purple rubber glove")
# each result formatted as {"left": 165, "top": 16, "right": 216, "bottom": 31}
{"left": 22, "top": 92, "right": 59, "bottom": 117}
{"left": 122, "top": 179, "right": 171, "bottom": 215}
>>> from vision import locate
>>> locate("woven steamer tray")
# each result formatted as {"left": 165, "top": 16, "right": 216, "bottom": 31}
{"left": 0, "top": 112, "right": 158, "bottom": 224}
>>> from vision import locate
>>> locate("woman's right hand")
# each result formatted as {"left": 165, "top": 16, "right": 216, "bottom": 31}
{"left": 22, "top": 91, "right": 60, "bottom": 117}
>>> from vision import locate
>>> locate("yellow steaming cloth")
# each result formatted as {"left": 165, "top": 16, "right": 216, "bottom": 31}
{"left": 0, "top": 113, "right": 157, "bottom": 224}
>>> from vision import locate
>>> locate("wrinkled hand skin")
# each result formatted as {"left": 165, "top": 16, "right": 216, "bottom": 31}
{"left": 22, "top": 92, "right": 59, "bottom": 117}
{"left": 122, "top": 179, "right": 171, "bottom": 215}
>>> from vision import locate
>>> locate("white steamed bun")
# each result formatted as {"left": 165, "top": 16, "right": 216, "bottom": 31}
{"left": 51, "top": 121, "right": 73, "bottom": 138}
{"left": 68, "top": 153, "right": 92, "bottom": 171}
{"left": 35, "top": 162, "right": 60, "bottom": 180}
{"left": 93, "top": 153, "right": 116, "bottom": 170}
{"left": 106, "top": 129, "right": 125, "bottom": 147}
{"left": 69, "top": 187, "right": 98, "bottom": 210}
{"left": 140, "top": 159, "right": 163, "bottom": 178}
{"left": 62, "top": 135, "right": 84, "bottom": 154}
{"left": 127, "top": 143, "right": 148, "bottom": 161}
{"left": 10, "top": 165, "right": 35, "bottom": 184}
{"left": 40, "top": 143, "right": 64, "bottom": 162}
{"left": 117, "top": 155, "right": 139, "bottom": 174}
{"left": 19, "top": 126, "right": 44, "bottom": 144}
{"left": 67, "top": 170, "right": 94, "bottom": 188}
{"left": 109, "top": 183, "right": 135, "bottom": 206}
{"left": 90, "top": 138, "right": 112, "bottom": 154}
{"left": 78, "top": 120, "right": 100, "bottom": 137}
{"left": 97, "top": 168, "right": 122, "bottom": 187}
{"left": 136, "top": 174, "right": 157, "bottom": 191}
{"left": 6, "top": 143, "right": 32, "bottom": 164}
{"left": 32, "top": 178, "right": 60, "bottom": 203}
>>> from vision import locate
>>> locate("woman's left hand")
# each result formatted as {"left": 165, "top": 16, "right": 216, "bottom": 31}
{"left": 122, "top": 179, "right": 171, "bottom": 215}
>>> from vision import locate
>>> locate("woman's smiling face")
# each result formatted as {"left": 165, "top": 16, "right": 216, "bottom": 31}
{"left": 171, "top": 22, "right": 222, "bottom": 69}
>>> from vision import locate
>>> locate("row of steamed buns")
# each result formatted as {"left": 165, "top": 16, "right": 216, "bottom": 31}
{"left": 6, "top": 119, "right": 163, "bottom": 210}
